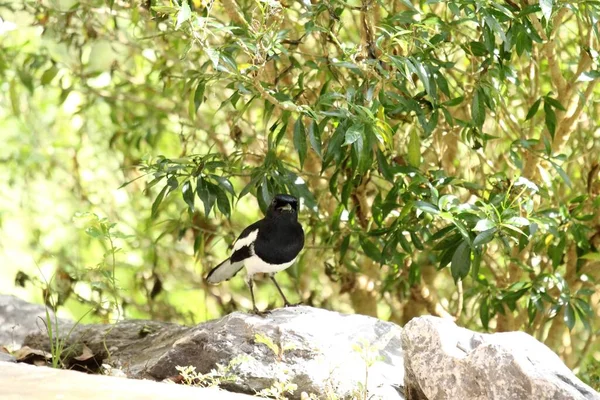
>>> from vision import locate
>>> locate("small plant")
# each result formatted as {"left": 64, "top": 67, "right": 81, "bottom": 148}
{"left": 174, "top": 355, "right": 247, "bottom": 388}
{"left": 38, "top": 270, "right": 92, "bottom": 369}
{"left": 254, "top": 332, "right": 296, "bottom": 361}
{"left": 350, "top": 331, "right": 396, "bottom": 400}
{"left": 254, "top": 331, "right": 298, "bottom": 399}
{"left": 34, "top": 213, "right": 128, "bottom": 369}
{"left": 257, "top": 377, "right": 298, "bottom": 400}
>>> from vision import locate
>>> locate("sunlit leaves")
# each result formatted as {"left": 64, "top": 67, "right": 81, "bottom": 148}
{"left": 176, "top": 0, "right": 192, "bottom": 29}
{"left": 407, "top": 130, "right": 421, "bottom": 167}
{"left": 343, "top": 123, "right": 363, "bottom": 146}
{"left": 540, "top": 0, "right": 553, "bottom": 20}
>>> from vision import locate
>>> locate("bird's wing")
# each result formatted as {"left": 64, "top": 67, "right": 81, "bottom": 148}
{"left": 206, "top": 258, "right": 244, "bottom": 283}
{"left": 205, "top": 220, "right": 262, "bottom": 284}
{"left": 231, "top": 220, "right": 261, "bottom": 254}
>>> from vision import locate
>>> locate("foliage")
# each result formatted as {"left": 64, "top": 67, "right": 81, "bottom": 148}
{"left": 1, "top": 0, "right": 599, "bottom": 382}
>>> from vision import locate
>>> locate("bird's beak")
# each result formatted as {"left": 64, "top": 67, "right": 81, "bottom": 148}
{"left": 279, "top": 203, "right": 293, "bottom": 212}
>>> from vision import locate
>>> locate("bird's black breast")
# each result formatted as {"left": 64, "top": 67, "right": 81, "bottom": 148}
{"left": 254, "top": 217, "right": 304, "bottom": 265}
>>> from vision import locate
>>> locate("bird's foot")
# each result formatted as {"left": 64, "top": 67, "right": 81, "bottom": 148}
{"left": 252, "top": 307, "right": 271, "bottom": 316}
{"left": 284, "top": 302, "right": 302, "bottom": 308}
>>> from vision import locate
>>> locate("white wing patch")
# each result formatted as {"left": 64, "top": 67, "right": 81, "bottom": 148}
{"left": 232, "top": 229, "right": 258, "bottom": 253}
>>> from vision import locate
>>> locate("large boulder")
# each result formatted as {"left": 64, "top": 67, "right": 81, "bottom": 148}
{"left": 402, "top": 316, "right": 599, "bottom": 400}
{"left": 20, "top": 305, "right": 404, "bottom": 399}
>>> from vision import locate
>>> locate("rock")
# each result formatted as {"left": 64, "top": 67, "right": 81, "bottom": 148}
{"left": 147, "top": 306, "right": 404, "bottom": 399}
{"left": 0, "top": 352, "right": 16, "bottom": 362}
{"left": 402, "top": 316, "right": 600, "bottom": 400}
{"left": 22, "top": 305, "right": 404, "bottom": 399}
{"left": 0, "top": 361, "right": 254, "bottom": 400}
{"left": 0, "top": 295, "right": 72, "bottom": 348}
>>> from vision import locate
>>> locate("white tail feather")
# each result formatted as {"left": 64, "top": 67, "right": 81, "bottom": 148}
{"left": 206, "top": 258, "right": 244, "bottom": 283}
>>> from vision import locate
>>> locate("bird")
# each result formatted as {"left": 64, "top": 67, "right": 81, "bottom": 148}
{"left": 206, "top": 194, "right": 305, "bottom": 314}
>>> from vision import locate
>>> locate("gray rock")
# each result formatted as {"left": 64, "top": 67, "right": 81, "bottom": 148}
{"left": 22, "top": 305, "right": 404, "bottom": 399}
{"left": 0, "top": 352, "right": 16, "bottom": 362}
{"left": 0, "top": 361, "right": 255, "bottom": 400}
{"left": 402, "top": 316, "right": 600, "bottom": 400}
{"left": 0, "top": 295, "right": 72, "bottom": 347}
{"left": 147, "top": 306, "right": 404, "bottom": 399}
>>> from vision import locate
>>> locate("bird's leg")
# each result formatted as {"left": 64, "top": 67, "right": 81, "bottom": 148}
{"left": 270, "top": 275, "right": 300, "bottom": 308}
{"left": 246, "top": 276, "right": 260, "bottom": 314}
{"left": 246, "top": 275, "right": 269, "bottom": 315}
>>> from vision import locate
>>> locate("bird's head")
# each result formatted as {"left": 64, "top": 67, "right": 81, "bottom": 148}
{"left": 267, "top": 194, "right": 299, "bottom": 219}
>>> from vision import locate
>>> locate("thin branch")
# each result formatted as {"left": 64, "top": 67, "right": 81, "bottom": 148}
{"left": 454, "top": 279, "right": 464, "bottom": 320}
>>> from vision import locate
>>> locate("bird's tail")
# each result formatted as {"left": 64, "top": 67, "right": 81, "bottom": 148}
{"left": 206, "top": 258, "right": 244, "bottom": 284}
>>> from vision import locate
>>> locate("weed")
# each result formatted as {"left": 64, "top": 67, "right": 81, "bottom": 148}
{"left": 174, "top": 355, "right": 247, "bottom": 387}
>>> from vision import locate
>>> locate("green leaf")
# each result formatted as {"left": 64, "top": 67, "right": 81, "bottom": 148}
{"left": 9, "top": 79, "right": 19, "bottom": 116}
{"left": 41, "top": 65, "right": 59, "bottom": 85}
{"left": 205, "top": 47, "right": 219, "bottom": 69}
{"left": 484, "top": 14, "right": 506, "bottom": 42}
{"left": 544, "top": 102, "right": 557, "bottom": 138}
{"left": 525, "top": 98, "right": 541, "bottom": 120}
{"left": 196, "top": 178, "right": 216, "bottom": 216}
{"left": 549, "top": 161, "right": 572, "bottom": 188}
{"left": 410, "top": 231, "right": 424, "bottom": 250}
{"left": 376, "top": 149, "right": 394, "bottom": 181}
{"left": 293, "top": 118, "right": 307, "bottom": 167}
{"left": 182, "top": 181, "right": 195, "bottom": 212}
{"left": 214, "top": 186, "right": 231, "bottom": 218}
{"left": 564, "top": 303, "right": 575, "bottom": 330}
{"left": 473, "top": 228, "right": 497, "bottom": 247}
{"left": 407, "top": 130, "right": 421, "bottom": 167}
{"left": 307, "top": 120, "right": 322, "bottom": 158}
{"left": 581, "top": 252, "right": 600, "bottom": 261}
{"left": 414, "top": 201, "right": 439, "bottom": 215}
{"left": 360, "top": 237, "right": 382, "bottom": 262}
{"left": 505, "top": 216, "right": 529, "bottom": 227}
{"left": 344, "top": 123, "right": 363, "bottom": 146}
{"left": 212, "top": 175, "right": 235, "bottom": 195}
{"left": 443, "top": 96, "right": 464, "bottom": 107}
{"left": 451, "top": 241, "right": 471, "bottom": 282}
{"left": 577, "top": 70, "right": 600, "bottom": 82}
{"left": 340, "top": 235, "right": 350, "bottom": 261}
{"left": 540, "top": 0, "right": 553, "bottom": 20}
{"left": 544, "top": 96, "right": 566, "bottom": 111}
{"left": 474, "top": 219, "right": 495, "bottom": 232}
{"left": 176, "top": 0, "right": 191, "bottom": 29}
{"left": 472, "top": 87, "right": 485, "bottom": 127}
{"left": 480, "top": 297, "right": 490, "bottom": 330}
{"left": 152, "top": 185, "right": 169, "bottom": 217}
{"left": 152, "top": 5, "right": 178, "bottom": 14}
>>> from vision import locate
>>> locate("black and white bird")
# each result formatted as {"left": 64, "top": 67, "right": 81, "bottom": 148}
{"left": 206, "top": 194, "right": 305, "bottom": 314}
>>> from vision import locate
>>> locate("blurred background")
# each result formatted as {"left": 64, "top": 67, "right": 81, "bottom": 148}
{"left": 1, "top": 0, "right": 599, "bottom": 388}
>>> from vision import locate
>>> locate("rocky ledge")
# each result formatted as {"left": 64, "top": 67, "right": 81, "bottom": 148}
{"left": 1, "top": 294, "right": 598, "bottom": 399}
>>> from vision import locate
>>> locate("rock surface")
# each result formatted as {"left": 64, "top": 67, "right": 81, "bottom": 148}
{"left": 402, "top": 316, "right": 600, "bottom": 400}
{"left": 0, "top": 294, "right": 72, "bottom": 347}
{"left": 0, "top": 361, "right": 254, "bottom": 400}
{"left": 19, "top": 303, "right": 404, "bottom": 399}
